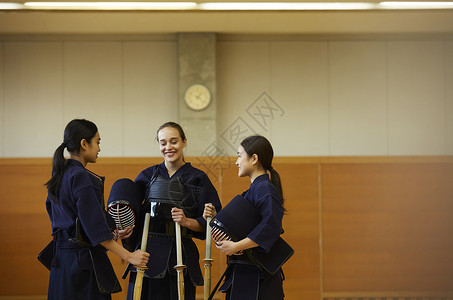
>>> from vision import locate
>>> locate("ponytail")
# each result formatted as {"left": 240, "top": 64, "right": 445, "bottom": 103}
{"left": 268, "top": 167, "right": 284, "bottom": 205}
{"left": 45, "top": 144, "right": 67, "bottom": 202}
{"left": 45, "top": 119, "right": 98, "bottom": 203}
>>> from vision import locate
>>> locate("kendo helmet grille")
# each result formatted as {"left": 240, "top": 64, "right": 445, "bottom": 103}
{"left": 107, "top": 200, "right": 136, "bottom": 230}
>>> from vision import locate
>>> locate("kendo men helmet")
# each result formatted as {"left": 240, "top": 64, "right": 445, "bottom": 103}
{"left": 107, "top": 178, "right": 142, "bottom": 230}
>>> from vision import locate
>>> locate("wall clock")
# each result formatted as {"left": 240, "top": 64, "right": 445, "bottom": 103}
{"left": 184, "top": 84, "right": 211, "bottom": 111}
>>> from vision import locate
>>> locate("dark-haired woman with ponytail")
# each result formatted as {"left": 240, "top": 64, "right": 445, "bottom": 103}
{"left": 45, "top": 119, "right": 149, "bottom": 300}
{"left": 204, "top": 135, "right": 286, "bottom": 300}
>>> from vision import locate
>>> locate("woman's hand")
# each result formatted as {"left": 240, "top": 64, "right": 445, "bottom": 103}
{"left": 129, "top": 249, "right": 150, "bottom": 267}
{"left": 203, "top": 203, "right": 217, "bottom": 220}
{"left": 216, "top": 240, "right": 240, "bottom": 256}
{"left": 171, "top": 207, "right": 189, "bottom": 227}
{"left": 117, "top": 225, "right": 134, "bottom": 240}
{"left": 171, "top": 207, "right": 204, "bottom": 232}
{"left": 216, "top": 238, "right": 259, "bottom": 256}
{"left": 100, "top": 239, "right": 149, "bottom": 268}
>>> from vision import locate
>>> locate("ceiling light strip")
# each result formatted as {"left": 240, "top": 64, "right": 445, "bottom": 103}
{"left": 0, "top": 2, "right": 24, "bottom": 9}
{"left": 198, "top": 2, "right": 376, "bottom": 10}
{"left": 23, "top": 1, "right": 197, "bottom": 10}
{"left": 0, "top": 2, "right": 453, "bottom": 11}
{"left": 379, "top": 1, "right": 453, "bottom": 9}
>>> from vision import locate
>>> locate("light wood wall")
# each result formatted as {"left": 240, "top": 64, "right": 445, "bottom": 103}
{"left": 1, "top": 156, "right": 453, "bottom": 300}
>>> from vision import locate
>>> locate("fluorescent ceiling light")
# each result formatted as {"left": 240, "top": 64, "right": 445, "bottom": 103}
{"left": 379, "top": 1, "right": 453, "bottom": 9}
{"left": 0, "top": 2, "right": 24, "bottom": 9}
{"left": 24, "top": 2, "right": 197, "bottom": 10}
{"left": 0, "top": 1, "right": 452, "bottom": 11}
{"left": 199, "top": 2, "right": 375, "bottom": 10}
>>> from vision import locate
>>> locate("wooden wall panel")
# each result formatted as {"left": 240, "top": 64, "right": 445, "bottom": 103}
{"left": 322, "top": 163, "right": 453, "bottom": 293}
{"left": 278, "top": 162, "right": 321, "bottom": 299}
{"left": 1, "top": 157, "right": 452, "bottom": 300}
{"left": 0, "top": 162, "right": 51, "bottom": 295}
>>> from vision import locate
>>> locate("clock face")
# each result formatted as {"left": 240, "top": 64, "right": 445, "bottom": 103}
{"left": 184, "top": 84, "right": 211, "bottom": 111}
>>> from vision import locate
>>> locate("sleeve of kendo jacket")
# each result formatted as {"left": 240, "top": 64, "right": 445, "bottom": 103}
{"left": 72, "top": 170, "right": 113, "bottom": 246}
{"left": 246, "top": 180, "right": 284, "bottom": 253}
{"left": 193, "top": 171, "right": 222, "bottom": 230}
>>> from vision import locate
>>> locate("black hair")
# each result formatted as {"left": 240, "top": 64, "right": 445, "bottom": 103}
{"left": 240, "top": 135, "right": 284, "bottom": 205}
{"left": 156, "top": 121, "right": 187, "bottom": 142}
{"left": 45, "top": 119, "right": 98, "bottom": 203}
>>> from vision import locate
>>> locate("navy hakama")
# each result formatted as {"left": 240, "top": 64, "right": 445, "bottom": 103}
{"left": 125, "top": 162, "right": 222, "bottom": 300}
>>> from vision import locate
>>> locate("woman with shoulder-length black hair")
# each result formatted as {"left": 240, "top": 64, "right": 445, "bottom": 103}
{"left": 45, "top": 119, "right": 149, "bottom": 300}
{"left": 204, "top": 135, "right": 287, "bottom": 300}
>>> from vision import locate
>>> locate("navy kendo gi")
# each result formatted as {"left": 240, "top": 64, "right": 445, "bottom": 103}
{"left": 218, "top": 173, "right": 286, "bottom": 300}
{"left": 46, "top": 159, "right": 119, "bottom": 300}
{"left": 124, "top": 162, "right": 222, "bottom": 300}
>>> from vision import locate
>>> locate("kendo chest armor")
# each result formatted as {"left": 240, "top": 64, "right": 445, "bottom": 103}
{"left": 146, "top": 172, "right": 196, "bottom": 235}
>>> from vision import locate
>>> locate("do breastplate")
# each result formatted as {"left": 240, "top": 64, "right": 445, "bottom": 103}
{"left": 147, "top": 174, "right": 187, "bottom": 222}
